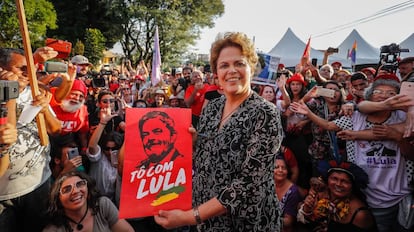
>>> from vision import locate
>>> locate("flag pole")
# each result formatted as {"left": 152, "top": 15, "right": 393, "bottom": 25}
{"left": 15, "top": 0, "right": 48, "bottom": 145}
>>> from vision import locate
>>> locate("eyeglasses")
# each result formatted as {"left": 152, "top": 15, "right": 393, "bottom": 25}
{"left": 103, "top": 146, "right": 119, "bottom": 151}
{"left": 372, "top": 89, "right": 397, "bottom": 97}
{"left": 101, "top": 99, "right": 115, "bottom": 104}
{"left": 60, "top": 179, "right": 87, "bottom": 195}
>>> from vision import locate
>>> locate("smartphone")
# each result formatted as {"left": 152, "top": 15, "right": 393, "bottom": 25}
{"left": 67, "top": 147, "right": 79, "bottom": 159}
{"left": 311, "top": 58, "right": 318, "bottom": 67}
{"left": 45, "top": 38, "right": 72, "bottom": 59}
{"left": 110, "top": 150, "right": 119, "bottom": 166}
{"left": 49, "top": 76, "right": 63, "bottom": 87}
{"left": 316, "top": 86, "right": 335, "bottom": 98}
{"left": 400, "top": 82, "right": 414, "bottom": 102}
{"left": 44, "top": 62, "right": 68, "bottom": 73}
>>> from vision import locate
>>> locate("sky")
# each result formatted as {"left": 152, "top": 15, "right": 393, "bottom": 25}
{"left": 193, "top": 0, "right": 414, "bottom": 54}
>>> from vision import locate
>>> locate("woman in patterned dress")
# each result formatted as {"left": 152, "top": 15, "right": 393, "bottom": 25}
{"left": 154, "top": 32, "right": 284, "bottom": 232}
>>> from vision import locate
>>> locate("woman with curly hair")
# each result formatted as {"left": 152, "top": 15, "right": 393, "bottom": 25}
{"left": 43, "top": 171, "right": 133, "bottom": 232}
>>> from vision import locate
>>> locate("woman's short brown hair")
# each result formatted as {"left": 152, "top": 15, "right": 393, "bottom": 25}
{"left": 210, "top": 32, "right": 258, "bottom": 76}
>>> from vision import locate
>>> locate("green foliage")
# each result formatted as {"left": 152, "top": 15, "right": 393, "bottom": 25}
{"left": 84, "top": 28, "right": 106, "bottom": 66}
{"left": 0, "top": 0, "right": 57, "bottom": 48}
{"left": 73, "top": 40, "right": 85, "bottom": 56}
{"left": 48, "top": 0, "right": 124, "bottom": 48}
{"left": 115, "top": 0, "right": 224, "bottom": 66}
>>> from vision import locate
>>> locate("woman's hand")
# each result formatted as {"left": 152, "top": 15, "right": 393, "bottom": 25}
{"left": 290, "top": 102, "right": 310, "bottom": 116}
{"left": 62, "top": 155, "right": 83, "bottom": 173}
{"left": 154, "top": 209, "right": 193, "bottom": 229}
{"left": 99, "top": 107, "right": 117, "bottom": 124}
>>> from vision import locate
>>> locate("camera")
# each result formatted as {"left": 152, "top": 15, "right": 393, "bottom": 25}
{"left": 0, "top": 80, "right": 19, "bottom": 102}
{"left": 45, "top": 38, "right": 72, "bottom": 59}
{"left": 276, "top": 70, "right": 291, "bottom": 78}
{"left": 380, "top": 43, "right": 409, "bottom": 72}
{"left": 44, "top": 62, "right": 68, "bottom": 73}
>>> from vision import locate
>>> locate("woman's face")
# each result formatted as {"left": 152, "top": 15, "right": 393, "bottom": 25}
{"left": 99, "top": 94, "right": 115, "bottom": 111}
{"left": 262, "top": 86, "right": 275, "bottom": 102}
{"left": 216, "top": 46, "right": 251, "bottom": 97}
{"left": 289, "top": 81, "right": 303, "bottom": 95}
{"left": 370, "top": 84, "right": 397, "bottom": 102}
{"left": 59, "top": 176, "right": 88, "bottom": 211}
{"left": 320, "top": 66, "right": 333, "bottom": 79}
{"left": 327, "top": 171, "right": 352, "bottom": 200}
{"left": 324, "top": 83, "right": 341, "bottom": 103}
{"left": 274, "top": 159, "right": 288, "bottom": 182}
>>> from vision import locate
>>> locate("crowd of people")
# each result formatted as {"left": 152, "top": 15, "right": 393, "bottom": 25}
{"left": 0, "top": 31, "right": 413, "bottom": 232}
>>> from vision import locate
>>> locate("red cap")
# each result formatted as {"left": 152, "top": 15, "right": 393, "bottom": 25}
{"left": 361, "top": 67, "right": 376, "bottom": 75}
{"left": 331, "top": 61, "right": 342, "bottom": 67}
{"left": 71, "top": 79, "right": 87, "bottom": 96}
{"left": 286, "top": 73, "right": 307, "bottom": 86}
{"left": 278, "top": 63, "right": 285, "bottom": 69}
{"left": 135, "top": 75, "right": 145, "bottom": 81}
{"left": 373, "top": 73, "right": 400, "bottom": 83}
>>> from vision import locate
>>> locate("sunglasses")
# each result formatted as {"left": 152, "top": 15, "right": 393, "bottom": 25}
{"left": 101, "top": 99, "right": 115, "bottom": 104}
{"left": 60, "top": 179, "right": 87, "bottom": 195}
{"left": 102, "top": 146, "right": 120, "bottom": 151}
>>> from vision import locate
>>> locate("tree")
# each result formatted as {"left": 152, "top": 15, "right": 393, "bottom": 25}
{"left": 73, "top": 40, "right": 85, "bottom": 56}
{"left": 84, "top": 28, "right": 106, "bottom": 66}
{"left": 0, "top": 0, "right": 57, "bottom": 48}
{"left": 48, "top": 0, "right": 124, "bottom": 49}
{"left": 114, "top": 0, "right": 224, "bottom": 66}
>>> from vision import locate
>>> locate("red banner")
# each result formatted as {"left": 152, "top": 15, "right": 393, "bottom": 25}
{"left": 119, "top": 108, "right": 193, "bottom": 218}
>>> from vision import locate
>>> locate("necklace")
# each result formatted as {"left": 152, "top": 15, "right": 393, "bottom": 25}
{"left": 67, "top": 205, "right": 88, "bottom": 231}
{"left": 220, "top": 105, "right": 239, "bottom": 124}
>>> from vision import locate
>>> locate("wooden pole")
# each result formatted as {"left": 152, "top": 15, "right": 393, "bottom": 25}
{"left": 15, "top": 0, "right": 49, "bottom": 145}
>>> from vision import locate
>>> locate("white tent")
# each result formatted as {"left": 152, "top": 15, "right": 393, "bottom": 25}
{"left": 267, "top": 28, "right": 380, "bottom": 68}
{"left": 267, "top": 28, "right": 325, "bottom": 67}
{"left": 330, "top": 29, "right": 380, "bottom": 67}
{"left": 399, "top": 33, "right": 414, "bottom": 58}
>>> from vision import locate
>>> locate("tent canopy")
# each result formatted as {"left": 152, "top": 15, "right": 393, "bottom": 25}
{"left": 267, "top": 28, "right": 381, "bottom": 68}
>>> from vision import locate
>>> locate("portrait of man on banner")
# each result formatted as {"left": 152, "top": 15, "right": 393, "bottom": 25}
{"left": 119, "top": 108, "right": 192, "bottom": 219}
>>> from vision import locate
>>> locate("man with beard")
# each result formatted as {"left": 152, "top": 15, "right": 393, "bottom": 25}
{"left": 51, "top": 79, "right": 89, "bottom": 152}
{"left": 136, "top": 111, "right": 183, "bottom": 169}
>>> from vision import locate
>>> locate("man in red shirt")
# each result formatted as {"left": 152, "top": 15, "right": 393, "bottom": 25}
{"left": 51, "top": 79, "right": 89, "bottom": 151}
{"left": 184, "top": 70, "right": 209, "bottom": 128}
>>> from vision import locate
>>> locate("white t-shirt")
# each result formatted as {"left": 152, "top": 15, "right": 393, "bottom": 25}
{"left": 0, "top": 87, "right": 51, "bottom": 200}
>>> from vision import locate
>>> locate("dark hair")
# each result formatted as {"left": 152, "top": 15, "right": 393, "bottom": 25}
{"left": 350, "top": 72, "right": 368, "bottom": 82}
{"left": 46, "top": 171, "right": 101, "bottom": 228}
{"left": 97, "top": 90, "right": 114, "bottom": 103}
{"left": 133, "top": 99, "right": 148, "bottom": 108}
{"left": 99, "top": 131, "right": 124, "bottom": 149}
{"left": 0, "top": 48, "right": 24, "bottom": 68}
{"left": 138, "top": 111, "right": 176, "bottom": 137}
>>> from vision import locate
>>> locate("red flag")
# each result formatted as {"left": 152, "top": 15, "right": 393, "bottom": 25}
{"left": 301, "top": 37, "right": 311, "bottom": 65}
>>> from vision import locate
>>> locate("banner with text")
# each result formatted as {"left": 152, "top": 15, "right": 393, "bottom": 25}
{"left": 119, "top": 108, "right": 193, "bottom": 218}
